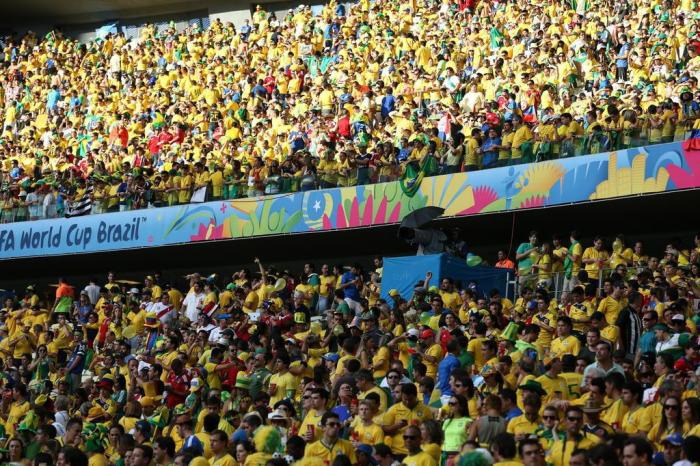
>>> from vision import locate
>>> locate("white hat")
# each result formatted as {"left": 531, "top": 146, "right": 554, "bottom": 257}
{"left": 672, "top": 314, "right": 686, "bottom": 322}
{"left": 268, "top": 409, "right": 288, "bottom": 420}
{"left": 217, "top": 337, "right": 230, "bottom": 346}
{"left": 407, "top": 328, "right": 420, "bottom": 338}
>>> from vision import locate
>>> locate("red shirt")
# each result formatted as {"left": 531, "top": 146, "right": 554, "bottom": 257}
{"left": 337, "top": 116, "right": 351, "bottom": 139}
{"left": 166, "top": 371, "right": 190, "bottom": 408}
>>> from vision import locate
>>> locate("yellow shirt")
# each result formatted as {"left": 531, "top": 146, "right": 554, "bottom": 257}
{"left": 550, "top": 335, "right": 581, "bottom": 360}
{"left": 560, "top": 372, "right": 583, "bottom": 399}
{"left": 424, "top": 343, "right": 444, "bottom": 380}
{"left": 507, "top": 414, "right": 541, "bottom": 437}
{"left": 303, "top": 439, "right": 357, "bottom": 463}
{"left": 299, "top": 409, "right": 324, "bottom": 443}
{"left": 5, "top": 401, "right": 29, "bottom": 436}
{"left": 88, "top": 453, "right": 110, "bottom": 466}
{"left": 382, "top": 402, "right": 433, "bottom": 455}
{"left": 597, "top": 296, "right": 622, "bottom": 326}
{"left": 582, "top": 247, "right": 609, "bottom": 279}
{"left": 535, "top": 374, "right": 570, "bottom": 406}
{"left": 210, "top": 454, "right": 236, "bottom": 466}
{"left": 569, "top": 301, "right": 594, "bottom": 333}
{"left": 546, "top": 433, "right": 600, "bottom": 466}
{"left": 621, "top": 405, "right": 645, "bottom": 434}
{"left": 204, "top": 362, "right": 223, "bottom": 390}
{"left": 268, "top": 371, "right": 297, "bottom": 406}
{"left": 511, "top": 125, "right": 533, "bottom": 158}
{"left": 352, "top": 422, "right": 385, "bottom": 445}
{"left": 372, "top": 346, "right": 391, "bottom": 379}
{"left": 601, "top": 398, "right": 628, "bottom": 429}
{"left": 403, "top": 451, "right": 438, "bottom": 466}
{"left": 532, "top": 312, "right": 556, "bottom": 349}
{"left": 467, "top": 337, "right": 488, "bottom": 371}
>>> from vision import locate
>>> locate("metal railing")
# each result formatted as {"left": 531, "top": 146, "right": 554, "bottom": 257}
{"left": 0, "top": 133, "right": 691, "bottom": 225}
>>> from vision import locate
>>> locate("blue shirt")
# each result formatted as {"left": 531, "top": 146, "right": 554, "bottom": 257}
{"left": 47, "top": 89, "right": 60, "bottom": 108}
{"left": 639, "top": 330, "right": 657, "bottom": 355}
{"left": 437, "top": 353, "right": 460, "bottom": 396}
{"left": 381, "top": 95, "right": 396, "bottom": 117}
{"left": 182, "top": 434, "right": 204, "bottom": 455}
{"left": 616, "top": 43, "right": 630, "bottom": 67}
{"left": 340, "top": 271, "right": 360, "bottom": 301}
{"left": 67, "top": 342, "right": 87, "bottom": 374}
{"left": 504, "top": 407, "right": 523, "bottom": 421}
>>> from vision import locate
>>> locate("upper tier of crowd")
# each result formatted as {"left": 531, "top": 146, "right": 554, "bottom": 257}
{"left": 1, "top": 0, "right": 700, "bottom": 221}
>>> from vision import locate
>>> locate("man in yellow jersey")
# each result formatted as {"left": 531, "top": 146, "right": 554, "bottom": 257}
{"left": 402, "top": 425, "right": 437, "bottom": 466}
{"left": 621, "top": 381, "right": 645, "bottom": 435}
{"left": 550, "top": 316, "right": 581, "bottom": 360}
{"left": 303, "top": 412, "right": 356, "bottom": 463}
{"left": 546, "top": 406, "right": 600, "bottom": 466}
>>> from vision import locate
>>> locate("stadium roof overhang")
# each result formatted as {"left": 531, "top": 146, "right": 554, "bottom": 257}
{"left": 1, "top": 0, "right": 210, "bottom": 25}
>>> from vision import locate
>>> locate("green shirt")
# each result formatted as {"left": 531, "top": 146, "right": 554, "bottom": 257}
{"left": 249, "top": 367, "right": 271, "bottom": 399}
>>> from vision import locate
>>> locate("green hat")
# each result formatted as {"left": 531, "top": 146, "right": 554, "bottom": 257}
{"left": 226, "top": 283, "right": 237, "bottom": 291}
{"left": 518, "top": 380, "right": 547, "bottom": 396}
{"left": 235, "top": 373, "right": 251, "bottom": 390}
{"left": 653, "top": 323, "right": 670, "bottom": 332}
{"left": 428, "top": 285, "right": 439, "bottom": 293}
{"left": 17, "top": 421, "right": 37, "bottom": 434}
{"left": 420, "top": 311, "right": 432, "bottom": 325}
{"left": 678, "top": 333, "right": 694, "bottom": 348}
{"left": 184, "top": 393, "right": 198, "bottom": 410}
{"left": 220, "top": 391, "right": 231, "bottom": 403}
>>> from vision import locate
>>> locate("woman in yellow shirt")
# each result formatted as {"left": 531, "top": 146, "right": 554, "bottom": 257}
{"left": 647, "top": 396, "right": 685, "bottom": 450}
{"left": 682, "top": 397, "right": 700, "bottom": 437}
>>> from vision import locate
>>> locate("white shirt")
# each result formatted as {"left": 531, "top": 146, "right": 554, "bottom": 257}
{"left": 656, "top": 333, "right": 680, "bottom": 354}
{"left": 182, "top": 291, "right": 205, "bottom": 322}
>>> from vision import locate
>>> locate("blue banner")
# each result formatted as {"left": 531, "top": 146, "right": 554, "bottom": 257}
{"left": 1, "top": 140, "right": 698, "bottom": 260}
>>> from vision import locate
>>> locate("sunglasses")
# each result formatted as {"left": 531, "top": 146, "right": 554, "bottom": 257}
{"left": 403, "top": 435, "right": 418, "bottom": 440}
{"left": 567, "top": 416, "right": 583, "bottom": 422}
{"left": 664, "top": 405, "right": 679, "bottom": 410}
{"left": 448, "top": 401, "right": 457, "bottom": 406}
{"left": 543, "top": 415, "right": 557, "bottom": 420}
{"left": 325, "top": 422, "right": 341, "bottom": 427}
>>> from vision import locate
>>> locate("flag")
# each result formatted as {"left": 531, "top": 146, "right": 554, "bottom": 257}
{"left": 489, "top": 27, "right": 504, "bottom": 50}
{"left": 66, "top": 184, "right": 93, "bottom": 218}
{"left": 202, "top": 303, "right": 219, "bottom": 318}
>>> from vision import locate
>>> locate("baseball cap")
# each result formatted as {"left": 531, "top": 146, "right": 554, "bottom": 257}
{"left": 356, "top": 445, "right": 378, "bottom": 465}
{"left": 420, "top": 329, "right": 434, "bottom": 340}
{"left": 407, "top": 328, "right": 420, "bottom": 339}
{"left": 135, "top": 420, "right": 151, "bottom": 435}
{"left": 662, "top": 432, "right": 683, "bottom": 446}
{"left": 388, "top": 289, "right": 400, "bottom": 297}
{"left": 322, "top": 353, "right": 340, "bottom": 363}
{"left": 671, "top": 314, "right": 686, "bottom": 322}
{"left": 190, "top": 378, "right": 202, "bottom": 392}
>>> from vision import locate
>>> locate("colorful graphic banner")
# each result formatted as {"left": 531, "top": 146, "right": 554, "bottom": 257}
{"left": 1, "top": 140, "right": 699, "bottom": 260}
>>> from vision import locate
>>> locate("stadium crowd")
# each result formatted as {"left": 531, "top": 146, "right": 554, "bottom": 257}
{"left": 0, "top": 231, "right": 699, "bottom": 466}
{"left": 1, "top": 0, "right": 700, "bottom": 220}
